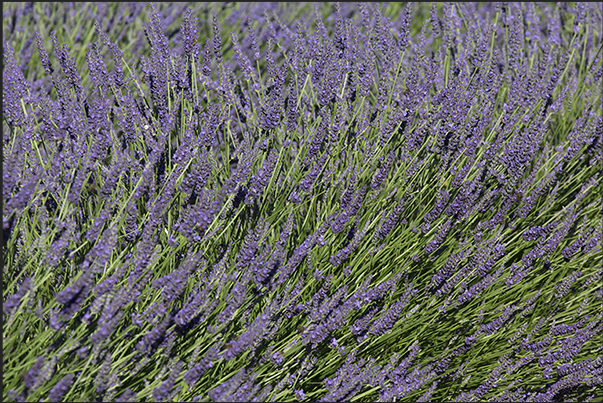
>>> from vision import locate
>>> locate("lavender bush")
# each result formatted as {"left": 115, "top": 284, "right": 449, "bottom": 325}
{"left": 3, "top": 2, "right": 602, "bottom": 402}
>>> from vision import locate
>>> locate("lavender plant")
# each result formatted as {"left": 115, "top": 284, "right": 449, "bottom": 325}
{"left": 3, "top": 2, "right": 603, "bottom": 402}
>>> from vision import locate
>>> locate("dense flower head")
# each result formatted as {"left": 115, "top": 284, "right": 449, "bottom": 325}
{"left": 47, "top": 373, "right": 75, "bottom": 402}
{"left": 3, "top": 2, "right": 602, "bottom": 403}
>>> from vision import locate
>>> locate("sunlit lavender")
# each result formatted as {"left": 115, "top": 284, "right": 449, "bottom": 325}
{"left": 3, "top": 2, "right": 602, "bottom": 402}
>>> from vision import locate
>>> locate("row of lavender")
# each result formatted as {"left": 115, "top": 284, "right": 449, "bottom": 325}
{"left": 3, "top": 2, "right": 602, "bottom": 402}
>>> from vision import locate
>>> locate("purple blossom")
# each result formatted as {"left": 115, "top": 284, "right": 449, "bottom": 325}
{"left": 478, "top": 304, "right": 518, "bottom": 336}
{"left": 375, "top": 194, "right": 412, "bottom": 242}
{"left": 137, "top": 314, "right": 171, "bottom": 354}
{"left": 330, "top": 222, "right": 369, "bottom": 267}
{"left": 245, "top": 149, "right": 279, "bottom": 205}
{"left": 424, "top": 189, "right": 450, "bottom": 224}
{"left": 424, "top": 218, "right": 454, "bottom": 255}
{"left": 215, "top": 279, "right": 248, "bottom": 327}
{"left": 351, "top": 306, "right": 378, "bottom": 338}
{"left": 275, "top": 223, "right": 327, "bottom": 287}
{"left": 208, "top": 368, "right": 266, "bottom": 402}
{"left": 24, "top": 356, "right": 45, "bottom": 392}
{"left": 505, "top": 263, "right": 531, "bottom": 288}
{"left": 377, "top": 341, "right": 422, "bottom": 401}
{"left": 2, "top": 4, "right": 601, "bottom": 403}
{"left": 3, "top": 277, "right": 33, "bottom": 316}
{"left": 153, "top": 361, "right": 183, "bottom": 402}
{"left": 223, "top": 296, "right": 284, "bottom": 360}
{"left": 457, "top": 266, "right": 504, "bottom": 305}
{"left": 174, "top": 282, "right": 216, "bottom": 329}
{"left": 330, "top": 211, "right": 349, "bottom": 234}
{"left": 34, "top": 31, "right": 53, "bottom": 76}
{"left": 428, "top": 247, "right": 471, "bottom": 293}
{"left": 3, "top": 42, "right": 31, "bottom": 127}
{"left": 76, "top": 346, "right": 89, "bottom": 359}
{"left": 55, "top": 272, "right": 92, "bottom": 319}
{"left": 116, "top": 388, "right": 137, "bottom": 402}
{"left": 184, "top": 345, "right": 220, "bottom": 390}
{"left": 368, "top": 284, "right": 416, "bottom": 337}
{"left": 299, "top": 150, "right": 329, "bottom": 194}
{"left": 211, "top": 14, "right": 222, "bottom": 63}
{"left": 180, "top": 8, "right": 199, "bottom": 61}
{"left": 47, "top": 373, "right": 74, "bottom": 402}
{"left": 151, "top": 251, "right": 201, "bottom": 302}
{"left": 321, "top": 350, "right": 379, "bottom": 402}
{"left": 554, "top": 271, "right": 582, "bottom": 299}
{"left": 303, "top": 285, "right": 353, "bottom": 347}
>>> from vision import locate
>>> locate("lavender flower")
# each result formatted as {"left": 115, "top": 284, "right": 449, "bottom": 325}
{"left": 245, "top": 149, "right": 279, "bottom": 205}
{"left": 3, "top": 277, "right": 33, "bottom": 316}
{"left": 47, "top": 373, "right": 74, "bottom": 402}
{"left": 185, "top": 345, "right": 220, "bottom": 390}
{"left": 24, "top": 356, "right": 45, "bottom": 392}
{"left": 153, "top": 361, "right": 183, "bottom": 402}
{"left": 116, "top": 388, "right": 137, "bottom": 402}
{"left": 207, "top": 368, "right": 265, "bottom": 402}
{"left": 367, "top": 284, "right": 416, "bottom": 337}
{"left": 375, "top": 194, "right": 412, "bottom": 242}
{"left": 3, "top": 3, "right": 602, "bottom": 402}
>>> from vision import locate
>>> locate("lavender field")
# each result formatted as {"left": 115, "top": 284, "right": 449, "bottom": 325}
{"left": 2, "top": 2, "right": 602, "bottom": 402}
